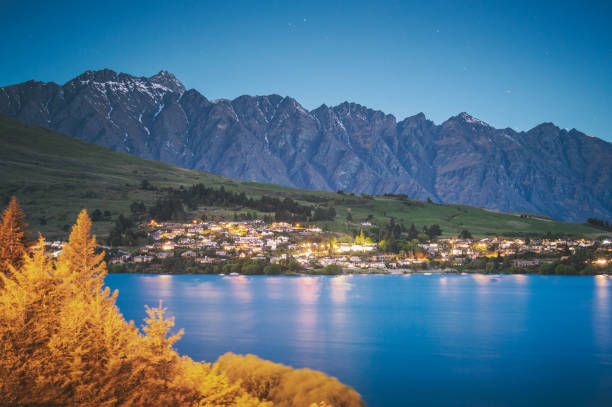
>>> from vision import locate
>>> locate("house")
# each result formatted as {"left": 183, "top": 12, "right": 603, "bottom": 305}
{"left": 133, "top": 255, "right": 154, "bottom": 263}
{"left": 110, "top": 254, "right": 131, "bottom": 264}
{"left": 512, "top": 259, "right": 552, "bottom": 267}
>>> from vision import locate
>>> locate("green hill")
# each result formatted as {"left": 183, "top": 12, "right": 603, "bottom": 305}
{"left": 0, "top": 115, "right": 603, "bottom": 240}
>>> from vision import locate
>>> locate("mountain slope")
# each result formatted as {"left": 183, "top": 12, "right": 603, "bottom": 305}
{"left": 0, "top": 115, "right": 604, "bottom": 240}
{"left": 1, "top": 69, "right": 610, "bottom": 222}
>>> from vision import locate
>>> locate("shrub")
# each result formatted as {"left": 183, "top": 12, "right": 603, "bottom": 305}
{"left": 263, "top": 263, "right": 282, "bottom": 274}
{"left": 316, "top": 264, "right": 343, "bottom": 275}
{"left": 216, "top": 353, "right": 364, "bottom": 407}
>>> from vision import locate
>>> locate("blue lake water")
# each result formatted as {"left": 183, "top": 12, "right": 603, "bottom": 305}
{"left": 106, "top": 274, "right": 612, "bottom": 406}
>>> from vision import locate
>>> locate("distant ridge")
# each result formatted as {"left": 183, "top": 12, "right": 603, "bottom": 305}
{"left": 1, "top": 69, "right": 610, "bottom": 222}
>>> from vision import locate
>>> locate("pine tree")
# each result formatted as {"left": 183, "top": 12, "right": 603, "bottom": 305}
{"left": 408, "top": 223, "right": 418, "bottom": 240}
{"left": 56, "top": 209, "right": 106, "bottom": 293}
{"left": 0, "top": 196, "right": 28, "bottom": 274}
{"left": 0, "top": 237, "right": 65, "bottom": 403}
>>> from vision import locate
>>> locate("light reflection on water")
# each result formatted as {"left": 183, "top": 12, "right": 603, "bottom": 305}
{"left": 471, "top": 274, "right": 496, "bottom": 340}
{"left": 330, "top": 275, "right": 352, "bottom": 304}
{"left": 594, "top": 275, "right": 611, "bottom": 351}
{"left": 108, "top": 274, "right": 612, "bottom": 407}
{"left": 512, "top": 274, "right": 528, "bottom": 284}
{"left": 184, "top": 281, "right": 222, "bottom": 300}
{"left": 293, "top": 277, "right": 322, "bottom": 361}
{"left": 225, "top": 275, "right": 252, "bottom": 303}
{"left": 140, "top": 274, "right": 174, "bottom": 298}
{"left": 330, "top": 276, "right": 352, "bottom": 346}
{"left": 293, "top": 276, "right": 321, "bottom": 304}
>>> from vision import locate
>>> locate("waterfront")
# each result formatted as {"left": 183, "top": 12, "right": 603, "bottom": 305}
{"left": 108, "top": 274, "right": 612, "bottom": 406}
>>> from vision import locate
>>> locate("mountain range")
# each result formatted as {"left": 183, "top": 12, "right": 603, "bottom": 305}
{"left": 0, "top": 114, "right": 602, "bottom": 239}
{"left": 1, "top": 69, "right": 610, "bottom": 222}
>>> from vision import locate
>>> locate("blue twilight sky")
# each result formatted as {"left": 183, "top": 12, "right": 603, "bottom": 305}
{"left": 1, "top": 0, "right": 611, "bottom": 141}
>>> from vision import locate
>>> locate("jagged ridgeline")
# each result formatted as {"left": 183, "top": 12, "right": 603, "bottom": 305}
{"left": 1, "top": 69, "right": 611, "bottom": 222}
{"left": 0, "top": 203, "right": 365, "bottom": 406}
{"left": 0, "top": 115, "right": 603, "bottom": 240}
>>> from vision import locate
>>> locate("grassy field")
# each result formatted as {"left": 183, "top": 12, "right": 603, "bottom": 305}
{"left": 0, "top": 115, "right": 604, "bottom": 240}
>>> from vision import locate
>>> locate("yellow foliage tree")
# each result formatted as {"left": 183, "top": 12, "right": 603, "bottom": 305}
{"left": 0, "top": 210, "right": 268, "bottom": 407}
{"left": 0, "top": 208, "right": 364, "bottom": 407}
{"left": 0, "top": 196, "right": 28, "bottom": 275}
{"left": 0, "top": 237, "right": 59, "bottom": 401}
{"left": 56, "top": 208, "right": 107, "bottom": 293}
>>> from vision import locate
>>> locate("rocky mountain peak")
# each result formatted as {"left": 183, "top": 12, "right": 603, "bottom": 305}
{"left": 276, "top": 96, "right": 310, "bottom": 116}
{"left": 149, "top": 70, "right": 185, "bottom": 94}
{"left": 67, "top": 69, "right": 185, "bottom": 95}
{"left": 401, "top": 112, "right": 429, "bottom": 124}
{"left": 331, "top": 101, "right": 394, "bottom": 124}
{"left": 71, "top": 68, "right": 120, "bottom": 85}
{"left": 531, "top": 122, "right": 560, "bottom": 133}
{"left": 454, "top": 112, "right": 490, "bottom": 126}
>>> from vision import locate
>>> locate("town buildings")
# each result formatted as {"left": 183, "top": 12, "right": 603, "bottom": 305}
{"left": 105, "top": 220, "right": 611, "bottom": 273}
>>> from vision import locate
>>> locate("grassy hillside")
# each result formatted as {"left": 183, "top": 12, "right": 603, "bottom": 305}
{"left": 0, "top": 115, "right": 603, "bottom": 240}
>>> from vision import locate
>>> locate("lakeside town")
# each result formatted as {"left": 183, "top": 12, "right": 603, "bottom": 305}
{"left": 71, "top": 219, "right": 612, "bottom": 275}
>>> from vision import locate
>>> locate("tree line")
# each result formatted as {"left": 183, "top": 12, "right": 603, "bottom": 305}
{"left": 370, "top": 218, "right": 442, "bottom": 253}
{"left": 146, "top": 183, "right": 335, "bottom": 223}
{"left": 460, "top": 245, "right": 608, "bottom": 275}
{"left": 587, "top": 217, "right": 612, "bottom": 231}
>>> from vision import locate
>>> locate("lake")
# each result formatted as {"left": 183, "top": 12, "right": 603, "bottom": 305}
{"left": 106, "top": 274, "right": 612, "bottom": 406}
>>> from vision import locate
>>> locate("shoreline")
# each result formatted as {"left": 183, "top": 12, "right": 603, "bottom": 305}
{"left": 107, "top": 269, "right": 610, "bottom": 277}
